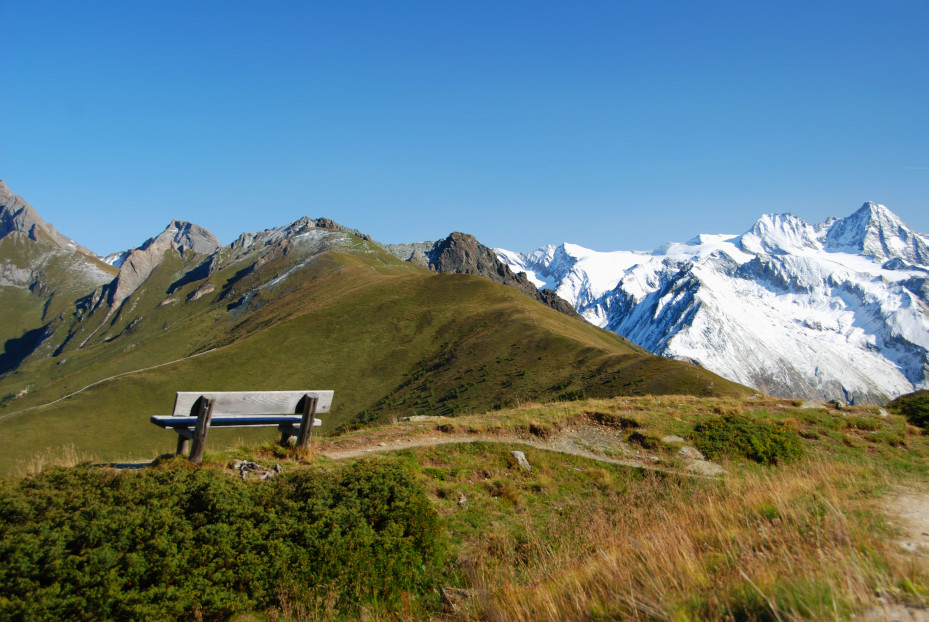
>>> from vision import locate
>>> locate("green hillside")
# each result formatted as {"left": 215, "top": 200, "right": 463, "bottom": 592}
{"left": 0, "top": 236, "right": 749, "bottom": 475}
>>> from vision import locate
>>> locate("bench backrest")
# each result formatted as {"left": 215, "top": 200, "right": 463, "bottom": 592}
{"left": 172, "top": 391, "right": 334, "bottom": 417}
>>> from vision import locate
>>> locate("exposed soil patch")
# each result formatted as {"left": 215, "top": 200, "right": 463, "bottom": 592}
{"left": 885, "top": 490, "right": 929, "bottom": 558}
{"left": 859, "top": 489, "right": 929, "bottom": 621}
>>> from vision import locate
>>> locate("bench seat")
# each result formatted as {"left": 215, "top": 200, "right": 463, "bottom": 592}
{"left": 151, "top": 415, "right": 322, "bottom": 428}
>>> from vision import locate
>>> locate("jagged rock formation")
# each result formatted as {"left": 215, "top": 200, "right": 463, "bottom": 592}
{"left": 385, "top": 233, "right": 579, "bottom": 317}
{"left": 0, "top": 181, "right": 115, "bottom": 291}
{"left": 0, "top": 180, "right": 95, "bottom": 255}
{"left": 498, "top": 202, "right": 929, "bottom": 404}
{"left": 104, "top": 220, "right": 221, "bottom": 308}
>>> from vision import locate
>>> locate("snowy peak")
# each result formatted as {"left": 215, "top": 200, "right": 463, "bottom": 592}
{"left": 496, "top": 201, "right": 929, "bottom": 403}
{"left": 823, "top": 202, "right": 929, "bottom": 264}
{"left": 738, "top": 213, "right": 821, "bottom": 256}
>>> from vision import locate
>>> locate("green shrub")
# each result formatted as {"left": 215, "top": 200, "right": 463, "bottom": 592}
{"left": 692, "top": 415, "right": 804, "bottom": 466}
{"left": 0, "top": 460, "right": 446, "bottom": 620}
{"left": 890, "top": 390, "right": 929, "bottom": 429}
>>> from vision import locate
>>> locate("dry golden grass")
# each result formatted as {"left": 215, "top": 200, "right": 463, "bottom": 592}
{"left": 460, "top": 453, "right": 927, "bottom": 621}
{"left": 14, "top": 442, "right": 101, "bottom": 477}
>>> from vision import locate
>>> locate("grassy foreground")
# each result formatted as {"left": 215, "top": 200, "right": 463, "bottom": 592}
{"left": 2, "top": 395, "right": 927, "bottom": 621}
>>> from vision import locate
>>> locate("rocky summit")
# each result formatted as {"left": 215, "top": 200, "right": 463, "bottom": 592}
{"left": 386, "top": 232, "right": 578, "bottom": 317}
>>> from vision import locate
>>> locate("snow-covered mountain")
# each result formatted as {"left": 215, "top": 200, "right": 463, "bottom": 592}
{"left": 497, "top": 202, "right": 929, "bottom": 404}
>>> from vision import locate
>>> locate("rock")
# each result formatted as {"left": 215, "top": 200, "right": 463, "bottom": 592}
{"left": 458, "top": 493, "right": 467, "bottom": 506}
{"left": 510, "top": 450, "right": 532, "bottom": 472}
{"left": 662, "top": 435, "right": 686, "bottom": 444}
{"left": 678, "top": 446, "right": 706, "bottom": 460}
{"left": 860, "top": 599, "right": 929, "bottom": 621}
{"left": 801, "top": 401, "right": 825, "bottom": 409}
{"left": 878, "top": 408, "right": 889, "bottom": 417}
{"left": 441, "top": 587, "right": 475, "bottom": 613}
{"left": 687, "top": 460, "right": 727, "bottom": 476}
{"left": 187, "top": 283, "right": 215, "bottom": 301}
{"left": 234, "top": 460, "right": 279, "bottom": 481}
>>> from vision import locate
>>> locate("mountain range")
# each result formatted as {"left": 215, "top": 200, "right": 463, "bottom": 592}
{"left": 0, "top": 180, "right": 746, "bottom": 473}
{"left": 497, "top": 202, "right": 929, "bottom": 404}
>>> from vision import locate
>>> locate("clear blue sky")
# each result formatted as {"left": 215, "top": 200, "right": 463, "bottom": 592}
{"left": 3, "top": 0, "right": 927, "bottom": 255}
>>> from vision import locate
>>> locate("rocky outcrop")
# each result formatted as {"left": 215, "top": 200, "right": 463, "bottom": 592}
{"left": 385, "top": 233, "right": 579, "bottom": 318}
{"left": 313, "top": 217, "right": 372, "bottom": 241}
{"left": 106, "top": 220, "right": 221, "bottom": 308}
{"left": 0, "top": 180, "right": 95, "bottom": 255}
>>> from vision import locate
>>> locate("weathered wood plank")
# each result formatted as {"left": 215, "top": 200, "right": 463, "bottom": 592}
{"left": 172, "top": 391, "right": 333, "bottom": 417}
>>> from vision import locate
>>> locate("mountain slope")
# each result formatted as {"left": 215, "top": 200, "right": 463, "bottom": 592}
{"left": 498, "top": 202, "right": 929, "bottom": 404}
{"left": 0, "top": 181, "right": 117, "bottom": 374}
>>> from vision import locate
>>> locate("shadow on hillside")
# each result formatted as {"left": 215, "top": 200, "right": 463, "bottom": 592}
{"left": 0, "top": 326, "right": 48, "bottom": 376}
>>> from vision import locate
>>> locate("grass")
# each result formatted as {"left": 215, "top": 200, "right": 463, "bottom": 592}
{"left": 3, "top": 394, "right": 928, "bottom": 620}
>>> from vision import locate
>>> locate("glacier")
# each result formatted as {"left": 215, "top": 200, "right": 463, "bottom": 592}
{"left": 497, "top": 202, "right": 929, "bottom": 404}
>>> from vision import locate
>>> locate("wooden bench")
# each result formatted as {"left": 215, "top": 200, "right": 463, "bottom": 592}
{"left": 151, "top": 391, "right": 333, "bottom": 463}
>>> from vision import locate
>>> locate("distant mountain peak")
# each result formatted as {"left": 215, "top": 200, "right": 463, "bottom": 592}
{"left": 0, "top": 181, "right": 96, "bottom": 255}
{"left": 496, "top": 201, "right": 929, "bottom": 404}
{"left": 823, "top": 201, "right": 928, "bottom": 263}
{"left": 739, "top": 212, "right": 820, "bottom": 255}
{"left": 142, "top": 220, "right": 221, "bottom": 257}
{"left": 104, "top": 220, "right": 222, "bottom": 309}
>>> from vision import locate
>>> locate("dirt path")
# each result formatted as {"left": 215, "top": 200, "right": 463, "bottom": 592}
{"left": 320, "top": 425, "right": 725, "bottom": 480}
{"left": 886, "top": 490, "right": 929, "bottom": 559}
{"left": 0, "top": 348, "right": 218, "bottom": 422}
{"left": 859, "top": 489, "right": 929, "bottom": 621}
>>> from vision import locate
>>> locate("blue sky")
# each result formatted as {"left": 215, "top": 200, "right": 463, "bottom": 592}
{"left": 2, "top": 1, "right": 927, "bottom": 255}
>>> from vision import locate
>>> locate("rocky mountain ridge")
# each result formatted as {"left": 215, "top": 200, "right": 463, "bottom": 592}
{"left": 0, "top": 181, "right": 115, "bottom": 304}
{"left": 497, "top": 202, "right": 929, "bottom": 404}
{"left": 385, "top": 233, "right": 578, "bottom": 317}
{"left": 0, "top": 180, "right": 96, "bottom": 255}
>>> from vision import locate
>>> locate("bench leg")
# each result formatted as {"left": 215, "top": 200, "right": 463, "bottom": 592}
{"left": 176, "top": 434, "right": 191, "bottom": 456}
{"left": 296, "top": 395, "right": 318, "bottom": 449}
{"left": 188, "top": 396, "right": 215, "bottom": 464}
{"left": 280, "top": 426, "right": 295, "bottom": 445}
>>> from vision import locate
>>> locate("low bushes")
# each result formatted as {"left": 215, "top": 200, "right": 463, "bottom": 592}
{"left": 0, "top": 459, "right": 446, "bottom": 621}
{"left": 890, "top": 390, "right": 929, "bottom": 430}
{"left": 692, "top": 415, "right": 803, "bottom": 465}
